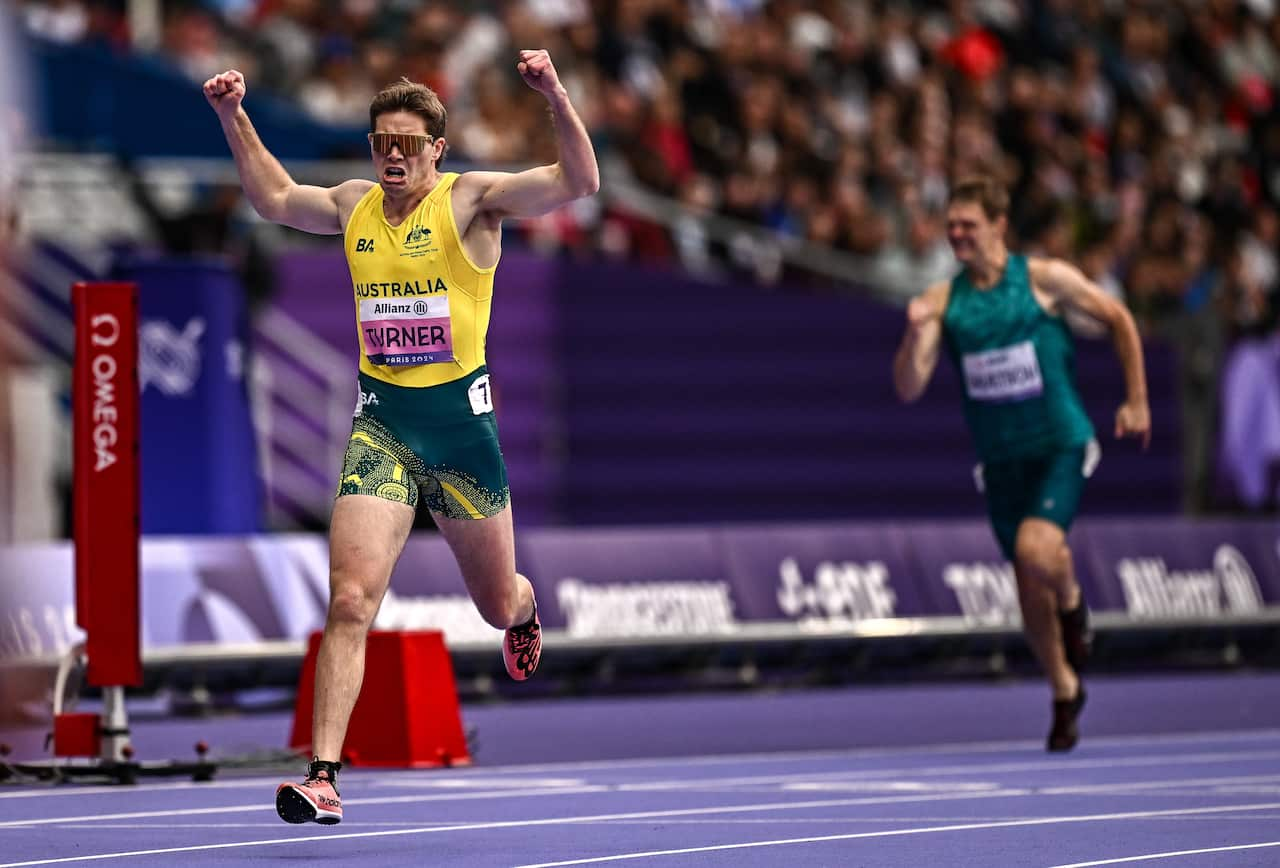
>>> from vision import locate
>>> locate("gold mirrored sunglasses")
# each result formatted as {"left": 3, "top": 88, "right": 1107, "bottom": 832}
{"left": 367, "top": 132, "right": 433, "bottom": 157}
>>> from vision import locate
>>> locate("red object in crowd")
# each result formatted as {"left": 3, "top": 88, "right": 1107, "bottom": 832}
{"left": 1239, "top": 75, "right": 1273, "bottom": 114}
{"left": 942, "top": 28, "right": 1005, "bottom": 82}
{"left": 645, "top": 121, "right": 694, "bottom": 187}
{"left": 1083, "top": 128, "right": 1109, "bottom": 158}
{"left": 1242, "top": 165, "right": 1262, "bottom": 206}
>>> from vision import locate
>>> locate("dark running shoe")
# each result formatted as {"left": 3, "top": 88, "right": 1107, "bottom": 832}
{"left": 503, "top": 598, "right": 542, "bottom": 681}
{"left": 1047, "top": 687, "right": 1088, "bottom": 753}
{"left": 276, "top": 757, "right": 343, "bottom": 825}
{"left": 1059, "top": 602, "right": 1092, "bottom": 673}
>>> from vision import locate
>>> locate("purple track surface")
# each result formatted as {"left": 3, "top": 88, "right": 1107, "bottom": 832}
{"left": 3, "top": 674, "right": 1279, "bottom": 867}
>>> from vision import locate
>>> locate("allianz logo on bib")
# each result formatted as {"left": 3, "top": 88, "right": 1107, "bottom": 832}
{"left": 1119, "top": 545, "right": 1264, "bottom": 617}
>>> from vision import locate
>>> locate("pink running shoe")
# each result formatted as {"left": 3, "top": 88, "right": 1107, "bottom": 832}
{"left": 503, "top": 598, "right": 542, "bottom": 681}
{"left": 276, "top": 758, "right": 343, "bottom": 825}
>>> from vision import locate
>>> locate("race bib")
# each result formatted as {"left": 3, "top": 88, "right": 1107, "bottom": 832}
{"left": 359, "top": 295, "right": 454, "bottom": 366}
{"left": 961, "top": 341, "right": 1043, "bottom": 403}
{"left": 468, "top": 374, "right": 493, "bottom": 415}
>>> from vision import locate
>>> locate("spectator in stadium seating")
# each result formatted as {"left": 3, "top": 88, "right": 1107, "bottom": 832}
{"left": 893, "top": 175, "right": 1151, "bottom": 752}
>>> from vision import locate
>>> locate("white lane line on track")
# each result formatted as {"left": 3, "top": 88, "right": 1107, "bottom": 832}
{"left": 0, "top": 790, "right": 1029, "bottom": 833}
{"left": 510, "top": 804, "right": 1280, "bottom": 868}
{"left": 0, "top": 790, "right": 1033, "bottom": 865}
{"left": 4, "top": 747, "right": 1274, "bottom": 825}
{"left": 1043, "top": 773, "right": 1280, "bottom": 795}
{"left": 0, "top": 776, "right": 292, "bottom": 800}
{"left": 20, "top": 814, "right": 1280, "bottom": 832}
{"left": 617, "top": 750, "right": 1280, "bottom": 791}
{"left": 3, "top": 796, "right": 1277, "bottom": 867}
{"left": 0, "top": 785, "right": 609, "bottom": 827}
{"left": 1048, "top": 840, "right": 1280, "bottom": 867}
{"left": 4, "top": 729, "right": 1278, "bottom": 799}
{"left": 401, "top": 728, "right": 1280, "bottom": 777}
{"left": 22, "top": 822, "right": 474, "bottom": 829}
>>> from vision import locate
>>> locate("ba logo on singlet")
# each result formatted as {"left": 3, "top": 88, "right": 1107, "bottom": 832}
{"left": 356, "top": 238, "right": 376, "bottom": 252}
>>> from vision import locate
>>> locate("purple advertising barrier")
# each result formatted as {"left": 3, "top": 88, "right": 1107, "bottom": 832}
{"left": 0, "top": 534, "right": 502, "bottom": 662}
{"left": 517, "top": 526, "right": 732, "bottom": 638}
{"left": 0, "top": 544, "right": 79, "bottom": 660}
{"left": 380, "top": 534, "right": 503, "bottom": 644}
{"left": 904, "top": 521, "right": 1025, "bottom": 626}
{"left": 1075, "top": 518, "right": 1280, "bottom": 617}
{"left": 3, "top": 519, "right": 1276, "bottom": 665}
{"left": 146, "top": 533, "right": 503, "bottom": 647}
{"left": 718, "top": 523, "right": 927, "bottom": 626}
{"left": 129, "top": 535, "right": 333, "bottom": 649}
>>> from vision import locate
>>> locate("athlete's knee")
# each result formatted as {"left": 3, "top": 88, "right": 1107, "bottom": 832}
{"left": 1014, "top": 524, "right": 1067, "bottom": 578}
{"left": 327, "top": 576, "right": 382, "bottom": 629}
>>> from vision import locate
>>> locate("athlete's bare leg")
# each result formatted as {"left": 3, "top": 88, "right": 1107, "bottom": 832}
{"left": 1015, "top": 517, "right": 1080, "bottom": 609}
{"left": 1014, "top": 518, "right": 1079, "bottom": 701}
{"left": 312, "top": 494, "right": 415, "bottom": 761}
{"left": 432, "top": 504, "right": 534, "bottom": 628}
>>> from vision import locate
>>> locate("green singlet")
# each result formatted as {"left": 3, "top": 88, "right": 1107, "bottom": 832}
{"left": 942, "top": 254, "right": 1098, "bottom": 558}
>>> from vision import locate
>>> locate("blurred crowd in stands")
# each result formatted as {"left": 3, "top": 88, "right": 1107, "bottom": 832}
{"left": 14, "top": 0, "right": 1280, "bottom": 512}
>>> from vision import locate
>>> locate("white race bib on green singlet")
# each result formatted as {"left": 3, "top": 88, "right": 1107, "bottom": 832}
{"left": 961, "top": 341, "right": 1044, "bottom": 403}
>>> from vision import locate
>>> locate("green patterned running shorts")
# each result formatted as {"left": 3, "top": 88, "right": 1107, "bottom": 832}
{"left": 336, "top": 367, "right": 510, "bottom": 520}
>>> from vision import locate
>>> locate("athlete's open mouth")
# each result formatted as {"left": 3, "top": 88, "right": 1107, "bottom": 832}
{"left": 384, "top": 167, "right": 406, "bottom": 181}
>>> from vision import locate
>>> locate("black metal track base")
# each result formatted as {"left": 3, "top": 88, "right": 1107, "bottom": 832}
{"left": 0, "top": 759, "right": 217, "bottom": 785}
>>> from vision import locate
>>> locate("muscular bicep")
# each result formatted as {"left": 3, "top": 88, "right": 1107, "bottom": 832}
{"left": 458, "top": 167, "right": 579, "bottom": 224}
{"left": 277, "top": 179, "right": 372, "bottom": 235}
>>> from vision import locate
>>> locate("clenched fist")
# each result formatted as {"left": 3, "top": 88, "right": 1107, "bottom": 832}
{"left": 906, "top": 295, "right": 940, "bottom": 335}
{"left": 1114, "top": 399, "right": 1151, "bottom": 450}
{"left": 203, "top": 70, "right": 246, "bottom": 119}
{"left": 516, "top": 50, "right": 563, "bottom": 96}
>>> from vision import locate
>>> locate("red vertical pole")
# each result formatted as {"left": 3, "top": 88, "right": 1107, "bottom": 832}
{"left": 72, "top": 282, "right": 141, "bottom": 688}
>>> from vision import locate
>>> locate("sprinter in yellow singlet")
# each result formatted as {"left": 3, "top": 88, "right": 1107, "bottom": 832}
{"left": 203, "top": 52, "right": 598, "bottom": 826}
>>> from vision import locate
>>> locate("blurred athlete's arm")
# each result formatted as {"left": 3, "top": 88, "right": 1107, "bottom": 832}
{"left": 893, "top": 281, "right": 950, "bottom": 403}
{"left": 452, "top": 51, "right": 599, "bottom": 225}
{"left": 203, "top": 70, "right": 371, "bottom": 234}
{"left": 1031, "top": 257, "right": 1151, "bottom": 448}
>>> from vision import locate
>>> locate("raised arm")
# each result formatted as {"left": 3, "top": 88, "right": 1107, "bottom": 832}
{"left": 893, "top": 281, "right": 950, "bottom": 403}
{"left": 452, "top": 50, "right": 600, "bottom": 225}
{"left": 203, "top": 70, "right": 370, "bottom": 235}
{"left": 1031, "top": 257, "right": 1151, "bottom": 448}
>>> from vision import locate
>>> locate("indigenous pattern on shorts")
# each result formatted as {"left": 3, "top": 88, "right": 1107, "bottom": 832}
{"left": 337, "top": 413, "right": 509, "bottom": 520}
{"left": 338, "top": 368, "right": 511, "bottom": 519}
{"left": 338, "top": 415, "right": 426, "bottom": 508}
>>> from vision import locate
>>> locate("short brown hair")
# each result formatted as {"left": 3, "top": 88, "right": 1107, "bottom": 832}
{"left": 369, "top": 78, "right": 448, "bottom": 158}
{"left": 949, "top": 176, "right": 1010, "bottom": 221}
